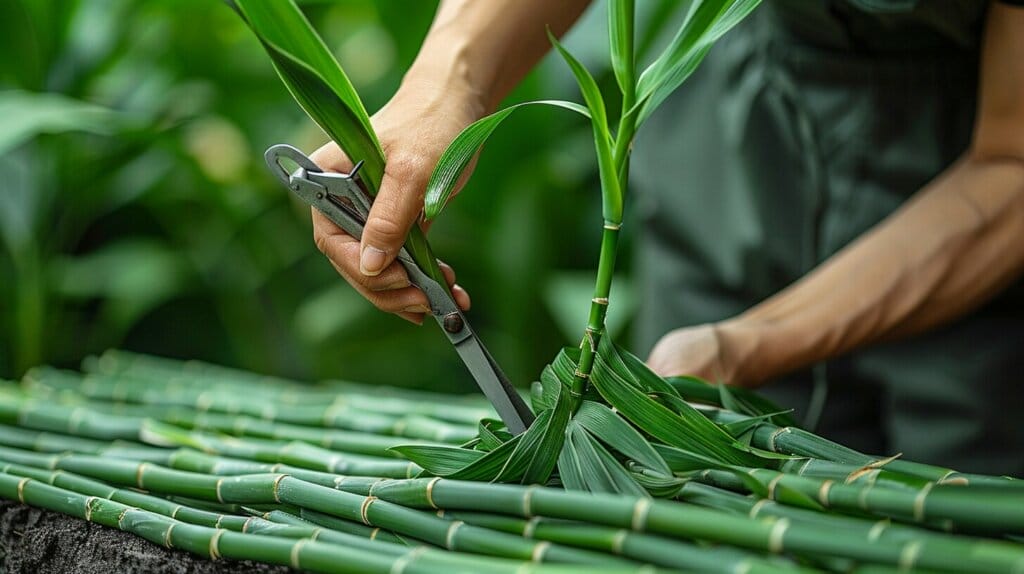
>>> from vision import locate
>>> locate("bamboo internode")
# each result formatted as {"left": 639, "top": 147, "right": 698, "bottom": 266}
{"left": 1, "top": 350, "right": 1023, "bottom": 573}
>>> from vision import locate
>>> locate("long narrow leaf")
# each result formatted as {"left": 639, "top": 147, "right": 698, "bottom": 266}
{"left": 574, "top": 400, "right": 670, "bottom": 475}
{"left": 608, "top": 0, "right": 636, "bottom": 96}
{"left": 635, "top": 0, "right": 760, "bottom": 124}
{"left": 423, "top": 100, "right": 589, "bottom": 220}
{"left": 230, "top": 0, "right": 446, "bottom": 284}
{"left": 547, "top": 31, "right": 623, "bottom": 223}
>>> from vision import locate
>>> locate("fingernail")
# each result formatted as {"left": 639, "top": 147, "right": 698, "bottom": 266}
{"left": 360, "top": 246, "right": 387, "bottom": 276}
{"left": 401, "top": 305, "right": 431, "bottom": 314}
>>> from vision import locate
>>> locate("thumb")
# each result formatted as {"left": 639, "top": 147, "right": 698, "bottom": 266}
{"left": 359, "top": 161, "right": 426, "bottom": 276}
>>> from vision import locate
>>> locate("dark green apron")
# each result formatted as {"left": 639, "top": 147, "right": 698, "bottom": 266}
{"left": 632, "top": 0, "right": 1024, "bottom": 475}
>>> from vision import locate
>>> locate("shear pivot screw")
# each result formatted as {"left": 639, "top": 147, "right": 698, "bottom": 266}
{"left": 443, "top": 312, "right": 463, "bottom": 334}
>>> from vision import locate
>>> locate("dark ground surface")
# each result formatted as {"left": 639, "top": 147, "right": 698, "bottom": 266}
{"left": 0, "top": 501, "right": 292, "bottom": 574}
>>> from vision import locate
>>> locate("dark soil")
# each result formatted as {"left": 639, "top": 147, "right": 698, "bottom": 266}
{"left": 0, "top": 501, "right": 292, "bottom": 574}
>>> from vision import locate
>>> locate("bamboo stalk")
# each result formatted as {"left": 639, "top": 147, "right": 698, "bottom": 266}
{"left": 343, "top": 477, "right": 1024, "bottom": 573}
{"left": 434, "top": 508, "right": 806, "bottom": 573}
{"left": 0, "top": 445, "right": 637, "bottom": 567}
{"left": 0, "top": 472, "right": 621, "bottom": 574}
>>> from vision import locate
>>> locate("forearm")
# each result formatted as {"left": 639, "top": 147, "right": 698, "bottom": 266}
{"left": 402, "top": 0, "right": 591, "bottom": 111}
{"left": 723, "top": 154, "right": 1024, "bottom": 385}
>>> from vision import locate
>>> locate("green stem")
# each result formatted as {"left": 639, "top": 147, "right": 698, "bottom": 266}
{"left": 571, "top": 28, "right": 638, "bottom": 402}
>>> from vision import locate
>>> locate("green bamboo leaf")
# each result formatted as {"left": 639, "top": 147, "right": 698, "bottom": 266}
{"left": 229, "top": 0, "right": 383, "bottom": 189}
{"left": 664, "top": 375, "right": 798, "bottom": 427}
{"left": 423, "top": 100, "right": 589, "bottom": 220}
{"left": 520, "top": 383, "right": 572, "bottom": 484}
{"left": 0, "top": 91, "right": 132, "bottom": 155}
{"left": 492, "top": 380, "right": 572, "bottom": 484}
{"left": 566, "top": 421, "right": 648, "bottom": 496}
{"left": 635, "top": 0, "right": 760, "bottom": 124}
{"left": 388, "top": 445, "right": 484, "bottom": 476}
{"left": 475, "top": 419, "right": 511, "bottom": 451}
{"left": 441, "top": 435, "right": 522, "bottom": 481}
{"left": 556, "top": 435, "right": 586, "bottom": 491}
{"left": 531, "top": 366, "right": 561, "bottom": 412}
{"left": 608, "top": 0, "right": 635, "bottom": 96}
{"left": 591, "top": 337, "right": 758, "bottom": 466}
{"left": 230, "top": 0, "right": 446, "bottom": 285}
{"left": 547, "top": 30, "right": 623, "bottom": 223}
{"left": 653, "top": 443, "right": 732, "bottom": 473}
{"left": 574, "top": 400, "right": 671, "bottom": 475}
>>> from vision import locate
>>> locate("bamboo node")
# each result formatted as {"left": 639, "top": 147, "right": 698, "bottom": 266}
{"left": 767, "top": 427, "right": 790, "bottom": 452}
{"left": 591, "top": 297, "right": 609, "bottom": 306}
{"left": 857, "top": 482, "right": 874, "bottom": 511}
{"left": 290, "top": 538, "right": 307, "bottom": 570}
{"left": 215, "top": 477, "right": 225, "bottom": 504}
{"left": 445, "top": 520, "right": 464, "bottom": 550}
{"left": 768, "top": 518, "right": 790, "bottom": 553}
{"left": 523, "top": 516, "right": 542, "bottom": 539}
{"left": 424, "top": 477, "right": 441, "bottom": 509}
{"left": 370, "top": 528, "right": 380, "bottom": 540}
{"left": 531, "top": 541, "right": 551, "bottom": 563}
{"left": 241, "top": 517, "right": 253, "bottom": 532}
{"left": 360, "top": 496, "right": 377, "bottom": 525}
{"left": 912, "top": 482, "right": 934, "bottom": 522}
{"left": 749, "top": 498, "right": 769, "bottom": 518}
{"left": 209, "top": 529, "right": 224, "bottom": 560}
{"left": 117, "top": 508, "right": 131, "bottom": 529}
{"left": 389, "top": 547, "right": 426, "bottom": 574}
{"left": 631, "top": 498, "right": 652, "bottom": 532}
{"left": 522, "top": 486, "right": 538, "bottom": 518}
{"left": 84, "top": 496, "right": 97, "bottom": 522}
{"left": 164, "top": 523, "right": 175, "bottom": 548}
{"left": 898, "top": 540, "right": 923, "bottom": 571}
{"left": 272, "top": 474, "right": 288, "bottom": 504}
{"left": 868, "top": 520, "right": 889, "bottom": 542}
{"left": 572, "top": 369, "right": 590, "bottom": 380}
{"left": 16, "top": 477, "right": 29, "bottom": 503}
{"left": 733, "top": 559, "right": 755, "bottom": 574}
{"left": 603, "top": 222, "right": 622, "bottom": 230}
{"left": 817, "top": 479, "right": 834, "bottom": 507}
{"left": 136, "top": 463, "right": 149, "bottom": 490}
{"left": 170, "top": 505, "right": 183, "bottom": 519}
{"left": 611, "top": 530, "right": 628, "bottom": 554}
{"left": 766, "top": 474, "right": 784, "bottom": 500}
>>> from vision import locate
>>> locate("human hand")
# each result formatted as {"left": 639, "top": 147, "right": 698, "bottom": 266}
{"left": 309, "top": 80, "right": 482, "bottom": 324}
{"left": 646, "top": 321, "right": 762, "bottom": 387}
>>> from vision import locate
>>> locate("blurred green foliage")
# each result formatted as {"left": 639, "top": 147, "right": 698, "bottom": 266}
{"left": 0, "top": 0, "right": 680, "bottom": 389}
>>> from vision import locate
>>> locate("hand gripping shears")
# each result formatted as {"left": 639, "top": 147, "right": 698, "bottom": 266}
{"left": 265, "top": 144, "right": 535, "bottom": 434}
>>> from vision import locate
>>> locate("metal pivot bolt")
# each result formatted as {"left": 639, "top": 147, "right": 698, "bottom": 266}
{"left": 443, "top": 312, "right": 464, "bottom": 334}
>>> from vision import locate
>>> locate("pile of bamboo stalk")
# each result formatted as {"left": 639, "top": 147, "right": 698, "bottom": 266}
{"left": 0, "top": 350, "right": 1021, "bottom": 573}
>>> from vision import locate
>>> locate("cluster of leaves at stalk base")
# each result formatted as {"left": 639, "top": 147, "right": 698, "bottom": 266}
{"left": 393, "top": 336, "right": 798, "bottom": 498}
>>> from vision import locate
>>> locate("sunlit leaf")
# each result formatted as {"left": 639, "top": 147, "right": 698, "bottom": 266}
{"left": 635, "top": 0, "right": 761, "bottom": 124}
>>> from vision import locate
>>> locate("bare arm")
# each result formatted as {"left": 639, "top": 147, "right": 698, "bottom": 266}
{"left": 312, "top": 0, "right": 590, "bottom": 323}
{"left": 649, "top": 4, "right": 1024, "bottom": 385}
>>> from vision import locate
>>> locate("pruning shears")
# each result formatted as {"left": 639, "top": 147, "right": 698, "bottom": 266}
{"left": 264, "top": 144, "right": 536, "bottom": 434}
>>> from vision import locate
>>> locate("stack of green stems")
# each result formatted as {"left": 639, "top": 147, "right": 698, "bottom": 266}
{"left": 2, "top": 439, "right": 1023, "bottom": 573}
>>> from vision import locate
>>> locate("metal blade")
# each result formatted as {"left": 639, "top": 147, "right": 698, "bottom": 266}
{"left": 449, "top": 335, "right": 535, "bottom": 434}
